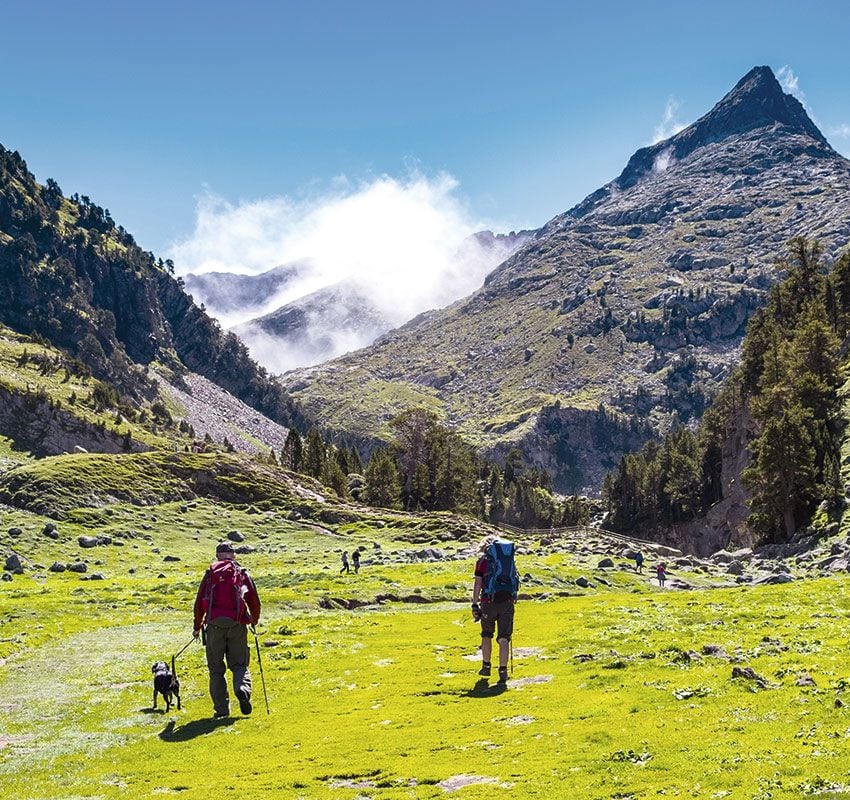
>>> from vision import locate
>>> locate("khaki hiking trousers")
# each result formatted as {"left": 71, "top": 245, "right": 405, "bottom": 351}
{"left": 205, "top": 616, "right": 252, "bottom": 715}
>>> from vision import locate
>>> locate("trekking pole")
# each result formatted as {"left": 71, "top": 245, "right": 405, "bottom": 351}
{"left": 510, "top": 639, "right": 514, "bottom": 676}
{"left": 251, "top": 626, "right": 270, "bottom": 715}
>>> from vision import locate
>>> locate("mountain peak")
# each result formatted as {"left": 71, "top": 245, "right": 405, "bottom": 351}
{"left": 612, "top": 65, "right": 829, "bottom": 191}
{"left": 705, "top": 65, "right": 824, "bottom": 143}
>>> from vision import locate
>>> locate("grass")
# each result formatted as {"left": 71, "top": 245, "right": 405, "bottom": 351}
{"left": 2, "top": 482, "right": 850, "bottom": 798}
{"left": 0, "top": 325, "right": 178, "bottom": 451}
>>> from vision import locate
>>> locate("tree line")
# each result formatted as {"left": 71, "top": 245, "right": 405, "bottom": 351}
{"left": 275, "top": 407, "right": 592, "bottom": 529}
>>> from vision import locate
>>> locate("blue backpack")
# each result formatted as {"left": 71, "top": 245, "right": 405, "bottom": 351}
{"left": 483, "top": 540, "right": 520, "bottom": 601}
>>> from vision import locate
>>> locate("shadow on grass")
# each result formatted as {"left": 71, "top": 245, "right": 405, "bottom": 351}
{"left": 159, "top": 717, "right": 238, "bottom": 741}
{"left": 417, "top": 679, "right": 507, "bottom": 700}
{"left": 466, "top": 678, "right": 507, "bottom": 698}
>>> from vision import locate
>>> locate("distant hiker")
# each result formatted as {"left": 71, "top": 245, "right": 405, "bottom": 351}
{"left": 193, "top": 541, "right": 261, "bottom": 718}
{"left": 634, "top": 551, "right": 644, "bottom": 573}
{"left": 656, "top": 562, "right": 667, "bottom": 587}
{"left": 472, "top": 535, "right": 520, "bottom": 685}
{"left": 340, "top": 551, "right": 350, "bottom": 573}
{"left": 352, "top": 549, "right": 360, "bottom": 573}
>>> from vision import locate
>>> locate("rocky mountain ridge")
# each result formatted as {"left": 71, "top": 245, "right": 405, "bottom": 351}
{"left": 282, "top": 66, "right": 850, "bottom": 492}
{"left": 183, "top": 261, "right": 308, "bottom": 314}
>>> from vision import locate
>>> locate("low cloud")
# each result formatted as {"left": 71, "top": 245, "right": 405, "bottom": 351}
{"left": 777, "top": 65, "right": 805, "bottom": 105}
{"left": 167, "top": 171, "right": 523, "bottom": 371}
{"left": 777, "top": 64, "right": 850, "bottom": 155}
{"left": 652, "top": 147, "right": 675, "bottom": 174}
{"left": 652, "top": 98, "right": 686, "bottom": 145}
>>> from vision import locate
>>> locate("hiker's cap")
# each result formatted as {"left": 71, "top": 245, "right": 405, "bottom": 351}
{"left": 216, "top": 541, "right": 235, "bottom": 554}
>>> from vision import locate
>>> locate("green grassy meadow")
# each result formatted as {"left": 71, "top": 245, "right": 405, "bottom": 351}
{"left": 3, "top": 496, "right": 850, "bottom": 799}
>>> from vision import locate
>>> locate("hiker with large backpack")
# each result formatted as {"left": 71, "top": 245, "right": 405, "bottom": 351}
{"left": 193, "top": 541, "right": 261, "bottom": 717}
{"left": 471, "top": 535, "right": 520, "bottom": 684}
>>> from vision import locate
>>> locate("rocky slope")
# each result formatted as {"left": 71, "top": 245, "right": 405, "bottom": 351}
{"left": 183, "top": 261, "right": 308, "bottom": 314}
{"left": 282, "top": 66, "right": 850, "bottom": 492}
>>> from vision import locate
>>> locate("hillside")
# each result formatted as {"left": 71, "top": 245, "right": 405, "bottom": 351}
{"left": 0, "top": 144, "right": 306, "bottom": 437}
{"left": 282, "top": 66, "right": 850, "bottom": 492}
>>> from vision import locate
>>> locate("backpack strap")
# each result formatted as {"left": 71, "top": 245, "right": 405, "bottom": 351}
{"left": 205, "top": 566, "right": 214, "bottom": 625}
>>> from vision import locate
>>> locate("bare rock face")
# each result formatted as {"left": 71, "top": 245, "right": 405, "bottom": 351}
{"left": 283, "top": 66, "right": 850, "bottom": 500}
{"left": 0, "top": 387, "right": 148, "bottom": 459}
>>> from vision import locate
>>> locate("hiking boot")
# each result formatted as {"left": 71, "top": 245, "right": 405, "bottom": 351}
{"left": 214, "top": 709, "right": 230, "bottom": 718}
{"left": 236, "top": 688, "right": 252, "bottom": 715}
{"left": 497, "top": 667, "right": 509, "bottom": 684}
{"left": 478, "top": 662, "right": 491, "bottom": 677}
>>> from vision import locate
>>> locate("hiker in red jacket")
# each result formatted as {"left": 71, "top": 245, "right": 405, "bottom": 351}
{"left": 193, "top": 541, "right": 261, "bottom": 717}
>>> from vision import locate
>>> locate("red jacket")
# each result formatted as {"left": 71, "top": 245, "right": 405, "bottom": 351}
{"left": 193, "top": 559, "right": 261, "bottom": 630}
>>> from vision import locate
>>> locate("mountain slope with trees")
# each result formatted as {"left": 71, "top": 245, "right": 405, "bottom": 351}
{"left": 0, "top": 144, "right": 306, "bottom": 432}
{"left": 604, "top": 238, "right": 850, "bottom": 554}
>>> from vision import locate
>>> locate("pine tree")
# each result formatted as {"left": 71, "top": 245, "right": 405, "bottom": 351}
{"left": 364, "top": 449, "right": 401, "bottom": 509}
{"left": 303, "top": 427, "right": 326, "bottom": 479}
{"left": 743, "top": 403, "right": 817, "bottom": 540}
{"left": 488, "top": 467, "right": 505, "bottom": 524}
{"left": 282, "top": 428, "right": 303, "bottom": 472}
{"left": 321, "top": 458, "right": 350, "bottom": 499}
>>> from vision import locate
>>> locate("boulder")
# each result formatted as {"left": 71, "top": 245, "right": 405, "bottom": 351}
{"left": 4, "top": 553, "right": 23, "bottom": 573}
{"left": 756, "top": 573, "right": 794, "bottom": 585}
{"left": 8, "top": 527, "right": 23, "bottom": 538}
{"left": 235, "top": 545, "right": 256, "bottom": 554}
{"left": 43, "top": 522, "right": 58, "bottom": 536}
{"left": 1, "top": 573, "right": 11, "bottom": 582}
{"left": 227, "top": 530, "right": 246, "bottom": 542}
{"left": 78, "top": 536, "right": 100, "bottom": 548}
{"left": 409, "top": 548, "right": 446, "bottom": 562}
{"left": 163, "top": 555, "right": 181, "bottom": 562}
{"left": 711, "top": 550, "right": 735, "bottom": 564}
{"left": 731, "top": 666, "right": 770, "bottom": 689}
{"left": 49, "top": 562, "right": 67, "bottom": 573}
{"left": 67, "top": 562, "right": 88, "bottom": 573}
{"left": 575, "top": 576, "right": 592, "bottom": 588}
{"left": 726, "top": 560, "right": 744, "bottom": 575}
{"left": 597, "top": 558, "right": 615, "bottom": 568}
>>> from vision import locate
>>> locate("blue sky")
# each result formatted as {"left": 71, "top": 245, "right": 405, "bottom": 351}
{"left": 2, "top": 0, "right": 849, "bottom": 259}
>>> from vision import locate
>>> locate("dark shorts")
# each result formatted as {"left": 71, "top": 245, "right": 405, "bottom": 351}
{"left": 480, "top": 598, "right": 514, "bottom": 640}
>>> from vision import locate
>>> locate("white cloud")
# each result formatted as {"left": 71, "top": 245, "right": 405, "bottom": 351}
{"left": 777, "top": 65, "right": 806, "bottom": 106}
{"left": 652, "top": 147, "right": 675, "bottom": 174}
{"left": 828, "top": 123, "right": 850, "bottom": 138}
{"left": 651, "top": 98, "right": 686, "bottom": 145}
{"left": 167, "top": 171, "right": 524, "bottom": 371}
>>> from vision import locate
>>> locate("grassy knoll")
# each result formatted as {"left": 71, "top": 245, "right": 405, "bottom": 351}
{"left": 0, "top": 326, "right": 176, "bottom": 452}
{"left": 2, "top": 494, "right": 850, "bottom": 798}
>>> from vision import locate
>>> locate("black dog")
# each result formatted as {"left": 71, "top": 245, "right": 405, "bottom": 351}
{"left": 151, "top": 659, "right": 181, "bottom": 712}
